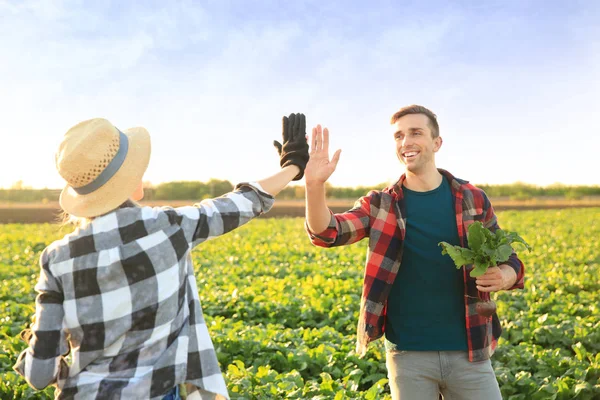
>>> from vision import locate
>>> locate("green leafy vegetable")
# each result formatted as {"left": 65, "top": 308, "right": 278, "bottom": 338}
{"left": 439, "top": 221, "right": 531, "bottom": 277}
{"left": 4, "top": 210, "right": 600, "bottom": 399}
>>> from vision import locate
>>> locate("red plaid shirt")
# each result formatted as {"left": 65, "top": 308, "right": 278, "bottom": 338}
{"left": 306, "top": 169, "right": 525, "bottom": 362}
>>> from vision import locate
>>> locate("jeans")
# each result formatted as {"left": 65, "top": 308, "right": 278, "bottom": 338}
{"left": 161, "top": 385, "right": 181, "bottom": 400}
{"left": 386, "top": 350, "right": 502, "bottom": 400}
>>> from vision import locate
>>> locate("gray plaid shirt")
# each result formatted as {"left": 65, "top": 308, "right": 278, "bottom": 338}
{"left": 14, "top": 183, "right": 274, "bottom": 399}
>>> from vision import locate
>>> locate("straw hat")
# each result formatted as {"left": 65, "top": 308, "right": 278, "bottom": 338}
{"left": 56, "top": 118, "right": 151, "bottom": 218}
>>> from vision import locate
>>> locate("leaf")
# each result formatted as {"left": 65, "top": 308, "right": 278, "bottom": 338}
{"left": 572, "top": 342, "right": 588, "bottom": 362}
{"left": 494, "top": 244, "right": 514, "bottom": 263}
{"left": 470, "top": 264, "right": 489, "bottom": 277}
{"left": 530, "top": 384, "right": 557, "bottom": 400}
{"left": 467, "top": 222, "right": 487, "bottom": 252}
{"left": 481, "top": 243, "right": 497, "bottom": 257}
{"left": 573, "top": 382, "right": 593, "bottom": 396}
{"left": 481, "top": 224, "right": 496, "bottom": 243}
{"left": 494, "top": 228, "right": 507, "bottom": 242}
{"left": 505, "top": 231, "right": 532, "bottom": 251}
{"left": 474, "top": 254, "right": 492, "bottom": 269}
{"left": 439, "top": 242, "right": 475, "bottom": 268}
{"left": 508, "top": 395, "right": 527, "bottom": 400}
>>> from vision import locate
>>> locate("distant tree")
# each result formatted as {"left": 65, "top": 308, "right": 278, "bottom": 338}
{"left": 11, "top": 180, "right": 31, "bottom": 190}
{"left": 0, "top": 180, "right": 599, "bottom": 202}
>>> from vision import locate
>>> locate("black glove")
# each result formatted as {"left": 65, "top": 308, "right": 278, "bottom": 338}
{"left": 273, "top": 113, "right": 310, "bottom": 181}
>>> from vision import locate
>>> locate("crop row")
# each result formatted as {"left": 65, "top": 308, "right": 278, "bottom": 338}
{"left": 0, "top": 208, "right": 598, "bottom": 399}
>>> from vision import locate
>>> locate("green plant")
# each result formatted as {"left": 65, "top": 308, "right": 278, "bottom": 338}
{"left": 1, "top": 209, "right": 599, "bottom": 399}
{"left": 439, "top": 221, "right": 532, "bottom": 317}
{"left": 439, "top": 221, "right": 531, "bottom": 278}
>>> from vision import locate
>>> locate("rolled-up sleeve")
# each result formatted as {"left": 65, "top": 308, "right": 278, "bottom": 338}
{"left": 482, "top": 195, "right": 525, "bottom": 290}
{"left": 305, "top": 192, "right": 374, "bottom": 248}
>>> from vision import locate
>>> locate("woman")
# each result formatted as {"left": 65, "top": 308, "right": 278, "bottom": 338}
{"left": 13, "top": 114, "right": 309, "bottom": 399}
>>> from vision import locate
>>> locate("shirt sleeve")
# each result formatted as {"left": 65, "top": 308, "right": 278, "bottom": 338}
{"left": 305, "top": 192, "right": 374, "bottom": 248}
{"left": 13, "top": 248, "right": 70, "bottom": 390}
{"left": 482, "top": 195, "right": 525, "bottom": 290}
{"left": 167, "top": 181, "right": 275, "bottom": 248}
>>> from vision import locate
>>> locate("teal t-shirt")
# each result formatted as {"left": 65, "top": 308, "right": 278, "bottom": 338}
{"left": 385, "top": 177, "right": 468, "bottom": 351}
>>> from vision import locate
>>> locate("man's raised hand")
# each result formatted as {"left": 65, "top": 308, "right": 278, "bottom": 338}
{"left": 304, "top": 124, "right": 341, "bottom": 185}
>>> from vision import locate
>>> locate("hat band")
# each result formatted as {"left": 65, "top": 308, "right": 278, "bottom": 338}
{"left": 73, "top": 131, "right": 129, "bottom": 195}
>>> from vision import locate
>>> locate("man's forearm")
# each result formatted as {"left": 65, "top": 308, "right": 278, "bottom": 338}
{"left": 305, "top": 182, "right": 331, "bottom": 234}
{"left": 498, "top": 264, "right": 518, "bottom": 290}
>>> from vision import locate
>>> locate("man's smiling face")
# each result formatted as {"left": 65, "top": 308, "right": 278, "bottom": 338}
{"left": 393, "top": 113, "right": 442, "bottom": 174}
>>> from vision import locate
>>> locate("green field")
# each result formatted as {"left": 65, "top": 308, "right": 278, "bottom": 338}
{"left": 1, "top": 208, "right": 599, "bottom": 399}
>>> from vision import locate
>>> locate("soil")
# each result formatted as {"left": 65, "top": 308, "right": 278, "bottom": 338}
{"left": 0, "top": 199, "right": 599, "bottom": 224}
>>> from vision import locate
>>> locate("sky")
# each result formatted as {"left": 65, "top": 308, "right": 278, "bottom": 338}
{"left": 1, "top": 0, "right": 599, "bottom": 190}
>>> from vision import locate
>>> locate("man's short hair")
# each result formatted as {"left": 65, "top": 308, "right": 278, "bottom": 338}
{"left": 390, "top": 105, "right": 440, "bottom": 138}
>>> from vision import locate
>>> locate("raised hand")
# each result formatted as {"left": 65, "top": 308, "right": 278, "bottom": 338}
{"left": 273, "top": 113, "right": 310, "bottom": 181}
{"left": 304, "top": 124, "right": 341, "bottom": 185}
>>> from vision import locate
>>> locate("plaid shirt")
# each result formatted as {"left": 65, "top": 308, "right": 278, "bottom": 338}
{"left": 14, "top": 183, "right": 274, "bottom": 399}
{"left": 306, "top": 169, "right": 525, "bottom": 362}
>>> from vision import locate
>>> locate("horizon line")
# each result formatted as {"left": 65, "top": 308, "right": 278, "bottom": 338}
{"left": 4, "top": 180, "right": 600, "bottom": 191}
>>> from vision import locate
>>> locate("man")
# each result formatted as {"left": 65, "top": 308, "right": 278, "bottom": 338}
{"left": 303, "top": 105, "right": 525, "bottom": 399}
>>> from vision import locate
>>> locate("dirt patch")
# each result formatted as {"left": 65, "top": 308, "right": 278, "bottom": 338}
{"left": 0, "top": 199, "right": 598, "bottom": 224}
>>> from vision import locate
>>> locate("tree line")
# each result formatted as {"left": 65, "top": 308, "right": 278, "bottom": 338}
{"left": 1, "top": 180, "right": 599, "bottom": 203}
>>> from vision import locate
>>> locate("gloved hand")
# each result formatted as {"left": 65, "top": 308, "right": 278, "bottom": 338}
{"left": 273, "top": 113, "right": 310, "bottom": 181}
